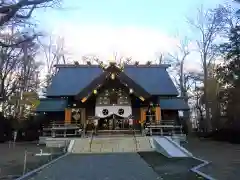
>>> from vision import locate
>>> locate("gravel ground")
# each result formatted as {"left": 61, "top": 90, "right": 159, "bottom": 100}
{"left": 184, "top": 137, "right": 240, "bottom": 180}
{"left": 28, "top": 153, "right": 162, "bottom": 180}
{"left": 0, "top": 142, "right": 64, "bottom": 179}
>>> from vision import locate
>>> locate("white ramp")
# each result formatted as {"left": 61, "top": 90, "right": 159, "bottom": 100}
{"left": 151, "top": 136, "right": 192, "bottom": 158}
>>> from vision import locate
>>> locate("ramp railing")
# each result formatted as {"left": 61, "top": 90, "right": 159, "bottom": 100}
{"left": 146, "top": 120, "right": 184, "bottom": 137}
{"left": 42, "top": 122, "right": 81, "bottom": 137}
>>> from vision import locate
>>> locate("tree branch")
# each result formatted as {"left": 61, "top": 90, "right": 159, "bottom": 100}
{"left": 0, "top": 0, "right": 57, "bottom": 27}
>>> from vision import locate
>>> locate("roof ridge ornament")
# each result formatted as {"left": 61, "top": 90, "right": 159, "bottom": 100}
{"left": 109, "top": 55, "right": 116, "bottom": 64}
{"left": 99, "top": 61, "right": 107, "bottom": 71}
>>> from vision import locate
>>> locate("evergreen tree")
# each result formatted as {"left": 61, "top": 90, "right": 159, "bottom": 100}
{"left": 217, "top": 25, "right": 240, "bottom": 128}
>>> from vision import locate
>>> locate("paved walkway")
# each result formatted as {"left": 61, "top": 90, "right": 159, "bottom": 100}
{"left": 29, "top": 153, "right": 162, "bottom": 180}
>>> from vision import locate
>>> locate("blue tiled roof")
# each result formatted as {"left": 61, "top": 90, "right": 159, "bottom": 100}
{"left": 47, "top": 66, "right": 103, "bottom": 96}
{"left": 124, "top": 66, "right": 178, "bottom": 95}
{"left": 159, "top": 98, "right": 189, "bottom": 110}
{"left": 35, "top": 98, "right": 67, "bottom": 112}
{"left": 46, "top": 65, "right": 178, "bottom": 96}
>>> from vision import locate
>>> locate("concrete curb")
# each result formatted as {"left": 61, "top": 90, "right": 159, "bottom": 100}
{"left": 190, "top": 157, "right": 216, "bottom": 180}
{"left": 150, "top": 136, "right": 216, "bottom": 179}
{"left": 15, "top": 153, "right": 69, "bottom": 180}
{"left": 15, "top": 140, "right": 73, "bottom": 180}
{"left": 67, "top": 139, "right": 75, "bottom": 152}
{"left": 0, "top": 175, "right": 21, "bottom": 179}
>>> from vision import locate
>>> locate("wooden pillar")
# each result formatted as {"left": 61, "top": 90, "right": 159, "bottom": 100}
{"left": 140, "top": 108, "right": 146, "bottom": 124}
{"left": 82, "top": 108, "right": 87, "bottom": 137}
{"left": 65, "top": 108, "right": 71, "bottom": 124}
{"left": 155, "top": 106, "right": 161, "bottom": 124}
{"left": 81, "top": 108, "right": 86, "bottom": 125}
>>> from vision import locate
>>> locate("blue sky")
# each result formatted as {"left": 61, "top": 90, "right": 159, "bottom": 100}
{"left": 37, "top": 0, "right": 224, "bottom": 34}
{"left": 34, "top": 0, "right": 234, "bottom": 70}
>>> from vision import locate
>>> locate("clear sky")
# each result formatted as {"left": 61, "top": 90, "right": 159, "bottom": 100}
{"left": 34, "top": 0, "right": 234, "bottom": 70}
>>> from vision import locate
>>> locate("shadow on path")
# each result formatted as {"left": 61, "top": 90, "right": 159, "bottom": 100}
{"left": 28, "top": 153, "right": 161, "bottom": 180}
{"left": 139, "top": 151, "right": 202, "bottom": 180}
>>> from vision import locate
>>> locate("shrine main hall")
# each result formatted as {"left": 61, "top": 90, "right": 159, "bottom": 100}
{"left": 35, "top": 62, "right": 189, "bottom": 132}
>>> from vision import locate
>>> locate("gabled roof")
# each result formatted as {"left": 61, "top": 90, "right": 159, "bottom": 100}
{"left": 47, "top": 66, "right": 103, "bottom": 96}
{"left": 35, "top": 98, "right": 67, "bottom": 112}
{"left": 159, "top": 98, "right": 189, "bottom": 110}
{"left": 76, "top": 64, "right": 151, "bottom": 100}
{"left": 46, "top": 64, "right": 178, "bottom": 96}
{"left": 124, "top": 65, "right": 178, "bottom": 95}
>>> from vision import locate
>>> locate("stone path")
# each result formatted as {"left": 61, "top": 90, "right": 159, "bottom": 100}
{"left": 29, "top": 153, "right": 162, "bottom": 180}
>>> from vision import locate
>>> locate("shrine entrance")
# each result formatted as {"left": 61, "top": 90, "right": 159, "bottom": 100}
{"left": 98, "top": 114, "right": 130, "bottom": 130}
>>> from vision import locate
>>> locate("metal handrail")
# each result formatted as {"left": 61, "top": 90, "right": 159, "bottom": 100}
{"left": 147, "top": 124, "right": 184, "bottom": 137}
{"left": 42, "top": 123, "right": 81, "bottom": 129}
{"left": 132, "top": 128, "right": 138, "bottom": 151}
{"left": 147, "top": 125, "right": 182, "bottom": 128}
{"left": 89, "top": 129, "right": 94, "bottom": 152}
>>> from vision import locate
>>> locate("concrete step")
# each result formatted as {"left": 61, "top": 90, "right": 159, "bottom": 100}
{"left": 90, "top": 137, "right": 137, "bottom": 153}
{"left": 136, "top": 136, "right": 153, "bottom": 152}
{"left": 72, "top": 138, "right": 91, "bottom": 153}
{"left": 71, "top": 136, "right": 153, "bottom": 154}
{"left": 45, "top": 140, "right": 69, "bottom": 148}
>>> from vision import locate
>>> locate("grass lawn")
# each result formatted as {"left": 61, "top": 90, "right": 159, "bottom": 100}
{"left": 0, "top": 142, "right": 64, "bottom": 179}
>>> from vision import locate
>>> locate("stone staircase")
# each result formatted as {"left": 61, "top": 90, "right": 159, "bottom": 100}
{"left": 90, "top": 136, "right": 136, "bottom": 153}
{"left": 71, "top": 138, "right": 92, "bottom": 153}
{"left": 135, "top": 136, "right": 153, "bottom": 152}
{"left": 45, "top": 137, "right": 70, "bottom": 148}
{"left": 71, "top": 136, "right": 153, "bottom": 154}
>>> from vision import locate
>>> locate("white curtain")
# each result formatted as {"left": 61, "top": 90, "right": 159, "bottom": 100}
{"left": 95, "top": 106, "right": 132, "bottom": 118}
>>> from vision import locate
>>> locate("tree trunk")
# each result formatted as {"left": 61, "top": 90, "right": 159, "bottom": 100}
{"left": 180, "top": 62, "right": 184, "bottom": 97}
{"left": 203, "top": 54, "right": 212, "bottom": 132}
{"left": 180, "top": 61, "right": 192, "bottom": 133}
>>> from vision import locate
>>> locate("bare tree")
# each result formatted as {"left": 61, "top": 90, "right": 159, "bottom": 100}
{"left": 0, "top": 0, "right": 60, "bottom": 26}
{"left": 82, "top": 54, "right": 99, "bottom": 65}
{"left": 154, "top": 52, "right": 165, "bottom": 64}
{"left": 167, "top": 37, "right": 190, "bottom": 97}
{"left": 39, "top": 35, "right": 66, "bottom": 91}
{"left": 0, "top": 29, "right": 22, "bottom": 101}
{"left": 82, "top": 52, "right": 133, "bottom": 69}
{"left": 188, "top": 5, "right": 229, "bottom": 132}
{"left": 0, "top": 26, "right": 41, "bottom": 117}
{"left": 166, "top": 37, "right": 195, "bottom": 132}
{"left": 0, "top": 0, "right": 61, "bottom": 47}
{"left": 111, "top": 52, "right": 133, "bottom": 67}
{"left": 17, "top": 39, "right": 41, "bottom": 117}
